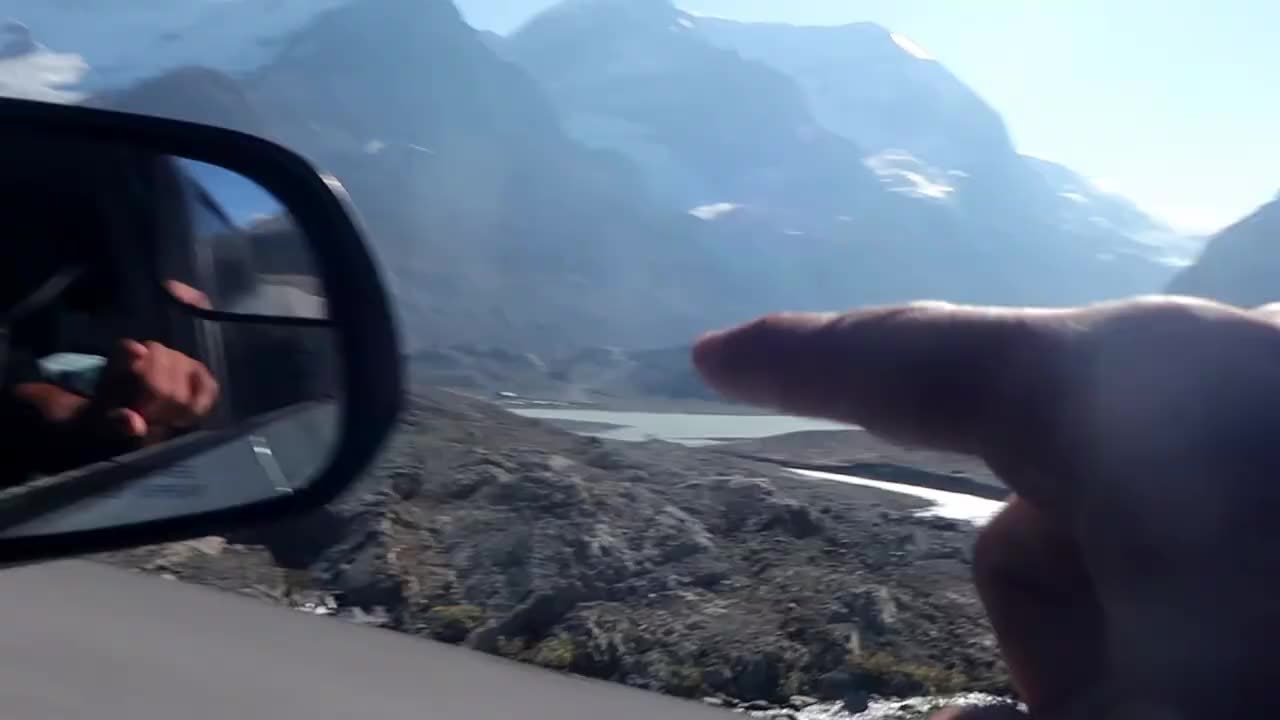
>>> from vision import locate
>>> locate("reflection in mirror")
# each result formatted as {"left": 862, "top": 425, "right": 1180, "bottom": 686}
{"left": 0, "top": 401, "right": 340, "bottom": 538}
{"left": 0, "top": 130, "right": 343, "bottom": 538}
{"left": 168, "top": 158, "right": 328, "bottom": 319}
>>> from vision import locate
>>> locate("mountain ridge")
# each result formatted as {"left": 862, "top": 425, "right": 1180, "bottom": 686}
{"left": 1167, "top": 197, "right": 1280, "bottom": 305}
{"left": 5, "top": 0, "right": 1197, "bottom": 356}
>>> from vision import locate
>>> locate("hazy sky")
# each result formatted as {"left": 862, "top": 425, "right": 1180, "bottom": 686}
{"left": 458, "top": 0, "right": 1278, "bottom": 234}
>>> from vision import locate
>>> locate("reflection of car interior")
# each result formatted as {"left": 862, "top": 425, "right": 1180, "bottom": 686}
{"left": 0, "top": 138, "right": 199, "bottom": 390}
{"left": 178, "top": 169, "right": 327, "bottom": 319}
{"left": 0, "top": 132, "right": 337, "bottom": 445}
{"left": 182, "top": 174, "right": 259, "bottom": 310}
{"left": 174, "top": 170, "right": 339, "bottom": 414}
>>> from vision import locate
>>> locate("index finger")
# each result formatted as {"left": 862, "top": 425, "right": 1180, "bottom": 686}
{"left": 691, "top": 303, "right": 1071, "bottom": 459}
{"left": 165, "top": 279, "right": 213, "bottom": 311}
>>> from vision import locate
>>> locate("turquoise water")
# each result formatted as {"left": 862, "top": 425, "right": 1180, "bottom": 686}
{"left": 511, "top": 408, "right": 1004, "bottom": 525}
{"left": 510, "top": 408, "right": 852, "bottom": 445}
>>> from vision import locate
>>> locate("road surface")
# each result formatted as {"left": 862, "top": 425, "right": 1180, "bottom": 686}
{"left": 0, "top": 561, "right": 731, "bottom": 720}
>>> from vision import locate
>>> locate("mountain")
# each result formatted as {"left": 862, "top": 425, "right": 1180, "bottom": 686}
{"left": 9, "top": 0, "right": 776, "bottom": 354}
{"left": 503, "top": 0, "right": 1183, "bottom": 307}
{"left": 693, "top": 17, "right": 1011, "bottom": 176}
{"left": 691, "top": 15, "right": 1197, "bottom": 268}
{"left": 90, "top": 65, "right": 268, "bottom": 134}
{"left": 1023, "top": 156, "right": 1202, "bottom": 267}
{"left": 1167, "top": 196, "right": 1280, "bottom": 306}
{"left": 4, "top": 0, "right": 1190, "bottom": 356}
{"left": 235, "top": 0, "right": 797, "bottom": 354}
{"left": 506, "top": 0, "right": 882, "bottom": 220}
{"left": 4, "top": 0, "right": 348, "bottom": 93}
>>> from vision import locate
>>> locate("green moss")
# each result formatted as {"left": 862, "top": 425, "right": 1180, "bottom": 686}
{"left": 532, "top": 634, "right": 577, "bottom": 670}
{"left": 847, "top": 651, "right": 969, "bottom": 697}
{"left": 425, "top": 605, "right": 486, "bottom": 644}
{"left": 663, "top": 665, "right": 705, "bottom": 697}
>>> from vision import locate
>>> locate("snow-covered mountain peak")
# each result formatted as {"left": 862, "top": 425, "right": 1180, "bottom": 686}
{"left": 3, "top": 0, "right": 349, "bottom": 93}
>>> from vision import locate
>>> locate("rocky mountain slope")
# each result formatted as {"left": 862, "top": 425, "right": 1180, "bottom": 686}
{"left": 692, "top": 16, "right": 1194, "bottom": 267}
{"left": 103, "top": 387, "right": 1010, "bottom": 709}
{"left": 1167, "top": 196, "right": 1280, "bottom": 306}
{"left": 692, "top": 17, "right": 1011, "bottom": 178}
{"left": 502, "top": 0, "right": 1184, "bottom": 311}
{"left": 73, "top": 0, "right": 764, "bottom": 354}
{"left": 506, "top": 0, "right": 882, "bottom": 219}
{"left": 7, "top": 0, "right": 1190, "bottom": 358}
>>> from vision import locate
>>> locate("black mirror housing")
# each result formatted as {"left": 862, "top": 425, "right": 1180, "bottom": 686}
{"left": 0, "top": 97, "right": 402, "bottom": 564}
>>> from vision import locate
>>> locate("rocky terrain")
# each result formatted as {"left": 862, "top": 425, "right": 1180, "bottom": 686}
{"left": 100, "top": 388, "right": 1012, "bottom": 714}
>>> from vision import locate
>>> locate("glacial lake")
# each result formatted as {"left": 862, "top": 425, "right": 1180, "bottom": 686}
{"left": 510, "top": 408, "right": 1004, "bottom": 525}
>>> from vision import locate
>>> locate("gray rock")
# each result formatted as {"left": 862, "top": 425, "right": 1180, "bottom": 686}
{"left": 494, "top": 586, "right": 582, "bottom": 639}
{"left": 483, "top": 470, "right": 587, "bottom": 510}
{"left": 389, "top": 469, "right": 425, "bottom": 500}
{"left": 715, "top": 478, "right": 824, "bottom": 539}
{"left": 440, "top": 464, "right": 507, "bottom": 500}
{"left": 788, "top": 695, "right": 819, "bottom": 709}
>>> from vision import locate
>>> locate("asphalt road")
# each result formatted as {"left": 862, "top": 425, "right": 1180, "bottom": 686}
{"left": 0, "top": 561, "right": 732, "bottom": 720}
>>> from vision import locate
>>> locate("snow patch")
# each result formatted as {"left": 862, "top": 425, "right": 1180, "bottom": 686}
{"left": 864, "top": 151, "right": 955, "bottom": 200}
{"left": 0, "top": 47, "right": 87, "bottom": 102}
{"left": 1059, "top": 191, "right": 1089, "bottom": 204}
{"left": 689, "top": 202, "right": 742, "bottom": 221}
{"left": 889, "top": 32, "right": 935, "bottom": 61}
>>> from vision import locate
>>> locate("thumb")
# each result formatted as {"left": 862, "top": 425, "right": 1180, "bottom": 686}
{"left": 105, "top": 407, "right": 148, "bottom": 439}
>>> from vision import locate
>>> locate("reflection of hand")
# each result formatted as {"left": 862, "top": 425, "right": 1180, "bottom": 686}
{"left": 95, "top": 339, "right": 219, "bottom": 442}
{"left": 693, "top": 297, "right": 1280, "bottom": 719}
{"left": 165, "top": 279, "right": 213, "bottom": 310}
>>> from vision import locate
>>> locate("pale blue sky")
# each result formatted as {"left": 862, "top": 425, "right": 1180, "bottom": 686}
{"left": 458, "top": 0, "right": 1279, "bottom": 234}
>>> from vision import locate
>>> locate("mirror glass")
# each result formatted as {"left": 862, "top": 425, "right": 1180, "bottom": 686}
{"left": 0, "top": 132, "right": 343, "bottom": 539}
{"left": 168, "top": 158, "right": 328, "bottom": 319}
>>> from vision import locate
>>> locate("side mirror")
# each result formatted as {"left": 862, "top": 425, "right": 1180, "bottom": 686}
{"left": 0, "top": 97, "right": 402, "bottom": 564}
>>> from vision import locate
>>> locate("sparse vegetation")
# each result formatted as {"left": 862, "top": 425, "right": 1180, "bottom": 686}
{"left": 425, "top": 605, "right": 486, "bottom": 644}
{"left": 532, "top": 634, "right": 576, "bottom": 670}
{"left": 848, "top": 651, "right": 971, "bottom": 697}
{"left": 662, "top": 664, "right": 705, "bottom": 697}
